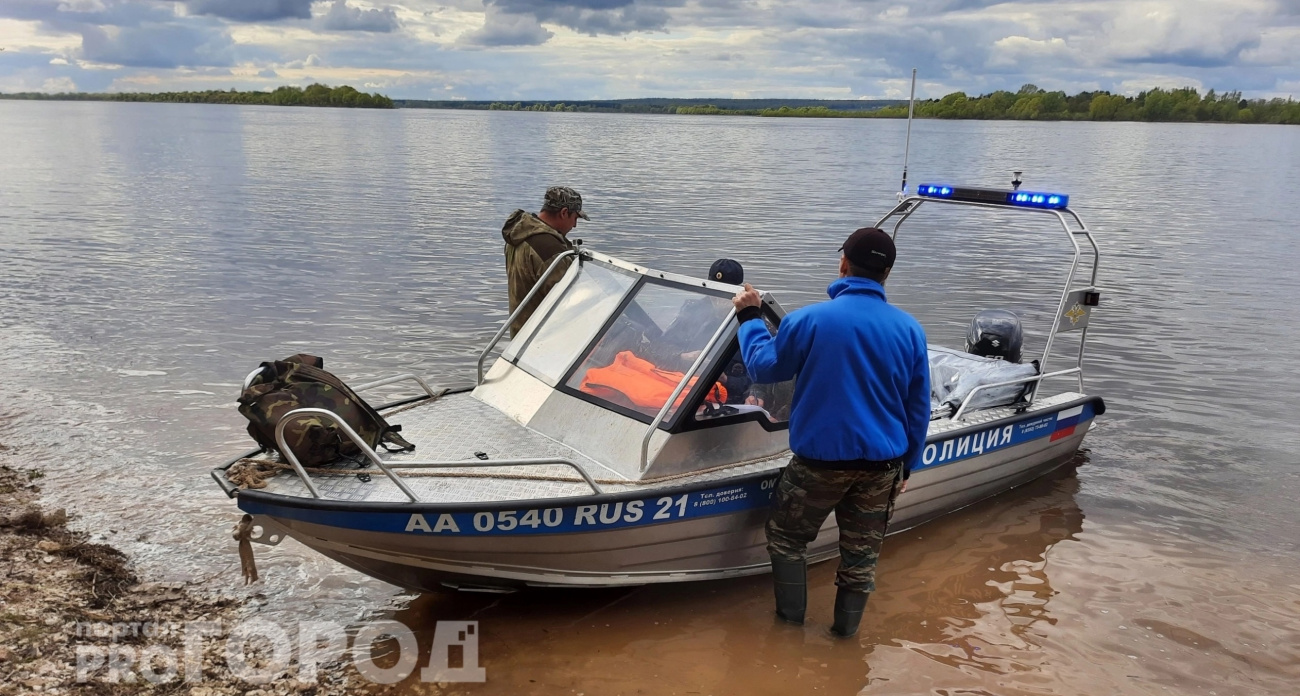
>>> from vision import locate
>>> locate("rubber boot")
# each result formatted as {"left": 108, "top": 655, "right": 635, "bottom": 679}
{"left": 830, "top": 588, "right": 869, "bottom": 637}
{"left": 770, "top": 557, "right": 806, "bottom": 625}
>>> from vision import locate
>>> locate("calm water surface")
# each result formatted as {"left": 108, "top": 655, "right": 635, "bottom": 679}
{"left": 2, "top": 102, "right": 1299, "bottom": 694}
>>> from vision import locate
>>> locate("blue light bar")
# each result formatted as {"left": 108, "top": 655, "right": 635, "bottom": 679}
{"left": 916, "top": 184, "right": 1069, "bottom": 210}
{"left": 916, "top": 184, "right": 953, "bottom": 198}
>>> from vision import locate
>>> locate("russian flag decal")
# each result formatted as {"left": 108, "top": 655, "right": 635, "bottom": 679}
{"left": 1050, "top": 405, "right": 1085, "bottom": 441}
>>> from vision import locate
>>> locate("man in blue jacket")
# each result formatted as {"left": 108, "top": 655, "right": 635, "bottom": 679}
{"left": 731, "top": 227, "right": 930, "bottom": 637}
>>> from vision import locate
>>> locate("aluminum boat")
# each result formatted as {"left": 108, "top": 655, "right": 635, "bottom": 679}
{"left": 212, "top": 183, "right": 1104, "bottom": 593}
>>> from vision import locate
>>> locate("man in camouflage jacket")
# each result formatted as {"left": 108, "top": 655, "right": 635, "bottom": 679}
{"left": 502, "top": 186, "right": 590, "bottom": 336}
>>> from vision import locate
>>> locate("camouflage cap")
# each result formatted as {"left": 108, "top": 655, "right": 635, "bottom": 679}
{"left": 543, "top": 186, "right": 590, "bottom": 220}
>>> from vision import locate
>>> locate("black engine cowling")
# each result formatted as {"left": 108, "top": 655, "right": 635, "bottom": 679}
{"left": 965, "top": 310, "right": 1023, "bottom": 363}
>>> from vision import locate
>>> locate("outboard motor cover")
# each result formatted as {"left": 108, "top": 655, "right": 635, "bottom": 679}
{"left": 965, "top": 310, "right": 1023, "bottom": 363}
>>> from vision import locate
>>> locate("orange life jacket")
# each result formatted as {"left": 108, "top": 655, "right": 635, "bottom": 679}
{"left": 579, "top": 351, "right": 727, "bottom": 413}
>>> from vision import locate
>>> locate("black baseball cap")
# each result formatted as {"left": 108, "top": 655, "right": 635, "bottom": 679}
{"left": 839, "top": 228, "right": 896, "bottom": 270}
{"left": 707, "top": 258, "right": 744, "bottom": 284}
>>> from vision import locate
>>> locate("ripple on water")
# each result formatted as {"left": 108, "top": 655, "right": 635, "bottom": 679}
{"left": 1, "top": 105, "right": 1299, "bottom": 692}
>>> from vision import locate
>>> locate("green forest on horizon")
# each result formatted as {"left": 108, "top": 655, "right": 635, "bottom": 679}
{"left": 445, "top": 85, "right": 1300, "bottom": 124}
{"left": 0, "top": 84, "right": 394, "bottom": 108}
{"left": 3, "top": 83, "right": 1297, "bottom": 124}
{"left": 665, "top": 85, "right": 1299, "bottom": 124}
{"left": 866, "top": 85, "right": 1299, "bottom": 124}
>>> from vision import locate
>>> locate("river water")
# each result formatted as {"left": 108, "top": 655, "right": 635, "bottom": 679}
{"left": 2, "top": 102, "right": 1299, "bottom": 694}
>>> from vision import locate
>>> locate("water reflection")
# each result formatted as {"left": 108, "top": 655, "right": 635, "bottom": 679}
{"left": 380, "top": 462, "right": 1087, "bottom": 694}
{"left": 866, "top": 462, "right": 1085, "bottom": 668}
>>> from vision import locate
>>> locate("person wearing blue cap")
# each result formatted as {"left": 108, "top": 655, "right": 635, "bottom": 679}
{"left": 707, "top": 258, "right": 743, "bottom": 285}
{"left": 731, "top": 228, "right": 931, "bottom": 638}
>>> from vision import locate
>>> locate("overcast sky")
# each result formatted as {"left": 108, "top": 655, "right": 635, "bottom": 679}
{"left": 1, "top": 0, "right": 1296, "bottom": 100}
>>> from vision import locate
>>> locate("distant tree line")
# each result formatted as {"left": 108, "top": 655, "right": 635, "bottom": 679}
{"left": 488, "top": 102, "right": 585, "bottom": 112}
{"left": 396, "top": 97, "right": 903, "bottom": 114}
{"left": 689, "top": 87, "right": 1299, "bottom": 124}
{"left": 412, "top": 87, "right": 1300, "bottom": 125}
{"left": 0, "top": 84, "right": 394, "bottom": 109}
{"left": 867, "top": 85, "right": 1299, "bottom": 124}
{"left": 10, "top": 84, "right": 1292, "bottom": 123}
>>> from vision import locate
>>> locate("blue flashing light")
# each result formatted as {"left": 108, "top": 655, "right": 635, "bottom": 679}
{"left": 917, "top": 184, "right": 953, "bottom": 198}
{"left": 1015, "top": 190, "right": 1068, "bottom": 209}
{"left": 916, "top": 183, "right": 1069, "bottom": 210}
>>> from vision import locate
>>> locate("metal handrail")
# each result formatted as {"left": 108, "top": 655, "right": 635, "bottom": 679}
{"left": 244, "top": 369, "right": 438, "bottom": 400}
{"left": 639, "top": 307, "right": 737, "bottom": 473}
{"left": 950, "top": 367, "right": 1081, "bottom": 421}
{"left": 352, "top": 373, "right": 440, "bottom": 398}
{"left": 1035, "top": 210, "right": 1085, "bottom": 384}
{"left": 274, "top": 407, "right": 422, "bottom": 502}
{"left": 476, "top": 249, "right": 579, "bottom": 386}
{"left": 386, "top": 458, "right": 603, "bottom": 495}
{"left": 1066, "top": 209, "right": 1101, "bottom": 394}
{"left": 271, "top": 408, "right": 605, "bottom": 501}
{"left": 874, "top": 195, "right": 1101, "bottom": 407}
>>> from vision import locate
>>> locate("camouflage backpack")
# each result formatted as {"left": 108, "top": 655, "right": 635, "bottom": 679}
{"left": 237, "top": 354, "right": 414, "bottom": 466}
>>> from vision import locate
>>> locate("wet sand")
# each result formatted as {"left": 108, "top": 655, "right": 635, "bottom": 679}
{"left": 0, "top": 454, "right": 379, "bottom": 695}
{"left": 383, "top": 465, "right": 1300, "bottom": 695}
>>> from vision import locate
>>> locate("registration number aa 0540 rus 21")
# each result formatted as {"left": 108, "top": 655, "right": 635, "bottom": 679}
{"left": 399, "top": 479, "right": 778, "bottom": 536}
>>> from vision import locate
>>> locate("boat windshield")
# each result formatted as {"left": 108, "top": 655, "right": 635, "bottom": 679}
{"left": 504, "top": 255, "right": 794, "bottom": 429}
{"left": 563, "top": 279, "right": 735, "bottom": 423}
{"left": 504, "top": 261, "right": 638, "bottom": 385}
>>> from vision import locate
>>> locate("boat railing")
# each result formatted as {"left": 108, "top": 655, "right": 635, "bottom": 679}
{"left": 273, "top": 407, "right": 604, "bottom": 502}
{"left": 875, "top": 194, "right": 1101, "bottom": 409}
{"left": 242, "top": 368, "right": 440, "bottom": 400}
{"left": 352, "top": 373, "right": 441, "bottom": 398}
{"left": 639, "top": 307, "right": 737, "bottom": 473}
{"left": 476, "top": 249, "right": 580, "bottom": 385}
{"left": 951, "top": 367, "right": 1081, "bottom": 421}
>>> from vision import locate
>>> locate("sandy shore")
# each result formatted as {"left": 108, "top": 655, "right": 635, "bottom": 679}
{"left": 0, "top": 451, "right": 414, "bottom": 695}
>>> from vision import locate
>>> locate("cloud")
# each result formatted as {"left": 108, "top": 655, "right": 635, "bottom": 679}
{"left": 987, "top": 36, "right": 1076, "bottom": 71}
{"left": 282, "top": 53, "right": 324, "bottom": 68}
{"left": 41, "top": 76, "right": 77, "bottom": 92}
{"left": 318, "top": 1, "right": 400, "bottom": 32}
{"left": 484, "top": 0, "right": 676, "bottom": 36}
{"left": 80, "top": 22, "right": 234, "bottom": 68}
{"left": 1092, "top": 0, "right": 1268, "bottom": 68}
{"left": 1239, "top": 26, "right": 1300, "bottom": 67}
{"left": 185, "top": 0, "right": 313, "bottom": 22}
{"left": 0, "top": 0, "right": 176, "bottom": 29}
{"left": 2, "top": 0, "right": 1299, "bottom": 100}
{"left": 459, "top": 6, "right": 554, "bottom": 46}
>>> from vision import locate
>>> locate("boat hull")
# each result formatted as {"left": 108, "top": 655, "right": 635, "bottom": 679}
{"left": 237, "top": 398, "right": 1101, "bottom": 592}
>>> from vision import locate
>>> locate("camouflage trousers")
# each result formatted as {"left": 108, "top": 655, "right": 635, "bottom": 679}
{"left": 765, "top": 456, "right": 903, "bottom": 593}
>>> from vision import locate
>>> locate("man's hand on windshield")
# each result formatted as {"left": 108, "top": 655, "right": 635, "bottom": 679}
{"left": 732, "top": 283, "right": 761, "bottom": 312}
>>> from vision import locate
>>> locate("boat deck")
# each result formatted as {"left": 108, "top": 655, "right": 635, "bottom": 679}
{"left": 230, "top": 390, "right": 1087, "bottom": 504}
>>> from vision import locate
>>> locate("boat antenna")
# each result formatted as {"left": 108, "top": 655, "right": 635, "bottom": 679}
{"left": 899, "top": 68, "right": 917, "bottom": 201}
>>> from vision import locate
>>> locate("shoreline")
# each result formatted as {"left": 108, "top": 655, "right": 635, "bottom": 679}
{"left": 0, "top": 84, "right": 393, "bottom": 109}
{"left": 0, "top": 456, "right": 405, "bottom": 695}
{"left": 4, "top": 92, "right": 1296, "bottom": 125}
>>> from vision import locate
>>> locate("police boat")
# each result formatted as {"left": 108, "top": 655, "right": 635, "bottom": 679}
{"left": 212, "top": 183, "right": 1104, "bottom": 592}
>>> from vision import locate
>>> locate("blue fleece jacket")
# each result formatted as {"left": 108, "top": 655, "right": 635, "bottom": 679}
{"left": 738, "top": 277, "right": 931, "bottom": 477}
